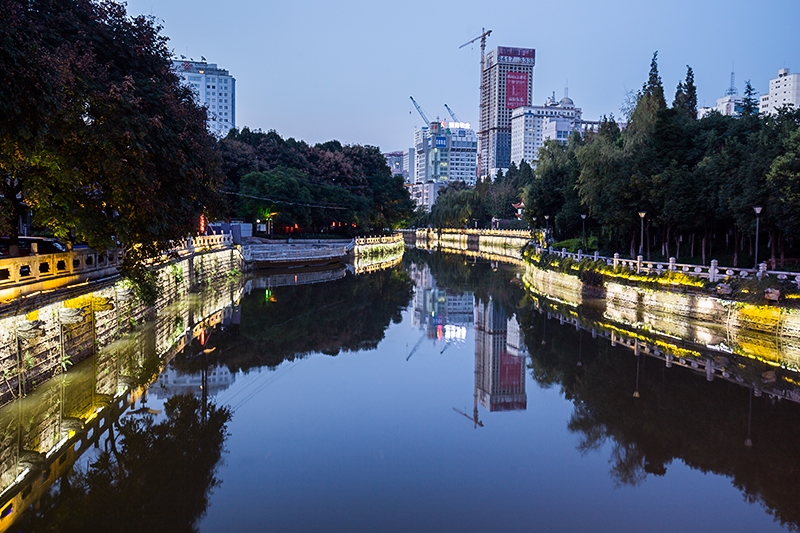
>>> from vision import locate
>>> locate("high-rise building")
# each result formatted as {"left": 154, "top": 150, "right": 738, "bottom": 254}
{"left": 510, "top": 91, "right": 583, "bottom": 166}
{"left": 480, "top": 46, "right": 535, "bottom": 178}
{"left": 759, "top": 68, "right": 799, "bottom": 115}
{"left": 172, "top": 58, "right": 236, "bottom": 137}
{"left": 410, "top": 120, "right": 478, "bottom": 210}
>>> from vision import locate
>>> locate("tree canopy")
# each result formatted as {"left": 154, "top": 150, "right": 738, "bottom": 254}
{"left": 0, "top": 0, "right": 224, "bottom": 275}
{"left": 218, "top": 128, "right": 415, "bottom": 233}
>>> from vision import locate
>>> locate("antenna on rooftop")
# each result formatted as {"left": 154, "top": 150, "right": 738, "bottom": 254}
{"left": 726, "top": 63, "right": 738, "bottom": 96}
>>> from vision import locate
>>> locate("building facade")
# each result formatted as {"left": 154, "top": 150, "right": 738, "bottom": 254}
{"left": 759, "top": 68, "right": 800, "bottom": 115}
{"left": 383, "top": 150, "right": 412, "bottom": 181}
{"left": 510, "top": 92, "right": 582, "bottom": 166}
{"left": 410, "top": 120, "right": 478, "bottom": 210}
{"left": 172, "top": 59, "right": 236, "bottom": 137}
{"left": 480, "top": 46, "right": 536, "bottom": 178}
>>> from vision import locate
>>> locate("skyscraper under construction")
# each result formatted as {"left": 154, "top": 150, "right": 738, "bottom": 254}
{"left": 479, "top": 47, "right": 535, "bottom": 178}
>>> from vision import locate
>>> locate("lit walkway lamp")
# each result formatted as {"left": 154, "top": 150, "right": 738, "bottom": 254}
{"left": 638, "top": 211, "right": 646, "bottom": 256}
{"left": 753, "top": 206, "right": 762, "bottom": 269}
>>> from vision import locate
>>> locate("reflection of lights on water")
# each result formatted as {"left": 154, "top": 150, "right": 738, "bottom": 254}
{"left": 444, "top": 324, "right": 467, "bottom": 341}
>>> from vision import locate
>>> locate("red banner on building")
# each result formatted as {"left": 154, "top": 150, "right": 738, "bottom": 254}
{"left": 505, "top": 72, "right": 529, "bottom": 109}
{"left": 500, "top": 352, "right": 522, "bottom": 389}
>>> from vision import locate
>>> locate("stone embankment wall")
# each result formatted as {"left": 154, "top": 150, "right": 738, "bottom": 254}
{"left": 523, "top": 263, "right": 800, "bottom": 370}
{"left": 0, "top": 247, "right": 241, "bottom": 407}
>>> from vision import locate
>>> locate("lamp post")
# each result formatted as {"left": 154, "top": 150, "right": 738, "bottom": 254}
{"left": 544, "top": 215, "right": 550, "bottom": 243}
{"left": 581, "top": 214, "right": 587, "bottom": 250}
{"left": 753, "top": 206, "right": 762, "bottom": 269}
{"left": 638, "top": 211, "right": 646, "bottom": 256}
{"left": 532, "top": 216, "right": 537, "bottom": 244}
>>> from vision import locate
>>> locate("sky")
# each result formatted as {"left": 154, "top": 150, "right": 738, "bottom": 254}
{"left": 124, "top": 0, "right": 800, "bottom": 152}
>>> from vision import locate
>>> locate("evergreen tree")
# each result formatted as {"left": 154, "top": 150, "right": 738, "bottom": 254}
{"left": 741, "top": 80, "right": 759, "bottom": 116}
{"left": 673, "top": 66, "right": 697, "bottom": 120}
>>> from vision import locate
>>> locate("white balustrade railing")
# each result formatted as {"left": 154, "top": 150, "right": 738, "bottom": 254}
{"left": 0, "top": 233, "right": 234, "bottom": 289}
{"left": 0, "top": 248, "right": 124, "bottom": 287}
{"left": 533, "top": 245, "right": 800, "bottom": 284}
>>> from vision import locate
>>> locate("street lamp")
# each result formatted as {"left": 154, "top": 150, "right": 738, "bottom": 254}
{"left": 753, "top": 206, "right": 762, "bottom": 269}
{"left": 532, "top": 216, "right": 537, "bottom": 243}
{"left": 638, "top": 211, "right": 646, "bottom": 256}
{"left": 544, "top": 215, "right": 550, "bottom": 244}
{"left": 581, "top": 214, "right": 587, "bottom": 250}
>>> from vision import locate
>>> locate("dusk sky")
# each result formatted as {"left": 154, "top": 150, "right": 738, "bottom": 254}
{"left": 125, "top": 0, "right": 799, "bottom": 152}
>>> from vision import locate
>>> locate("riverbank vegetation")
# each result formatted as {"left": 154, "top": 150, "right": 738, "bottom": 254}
{"left": 218, "top": 129, "right": 415, "bottom": 235}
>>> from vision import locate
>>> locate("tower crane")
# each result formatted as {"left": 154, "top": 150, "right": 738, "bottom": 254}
{"left": 444, "top": 104, "right": 461, "bottom": 123}
{"left": 459, "top": 28, "right": 491, "bottom": 179}
{"left": 409, "top": 96, "right": 431, "bottom": 127}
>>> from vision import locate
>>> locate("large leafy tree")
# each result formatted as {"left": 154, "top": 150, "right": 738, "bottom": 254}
{"left": 0, "top": 0, "right": 223, "bottom": 274}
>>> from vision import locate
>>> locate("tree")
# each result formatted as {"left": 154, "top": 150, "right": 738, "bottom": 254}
{"left": 741, "top": 80, "right": 760, "bottom": 116}
{"left": 673, "top": 66, "right": 697, "bottom": 120}
{"left": 0, "top": 0, "right": 223, "bottom": 280}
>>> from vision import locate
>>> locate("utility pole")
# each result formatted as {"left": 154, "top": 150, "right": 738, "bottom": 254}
{"left": 459, "top": 28, "right": 491, "bottom": 181}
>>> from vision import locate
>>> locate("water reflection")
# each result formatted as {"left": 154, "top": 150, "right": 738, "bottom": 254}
{"left": 412, "top": 249, "right": 800, "bottom": 530}
{"left": 17, "top": 394, "right": 231, "bottom": 533}
{"left": 9, "top": 247, "right": 800, "bottom": 531}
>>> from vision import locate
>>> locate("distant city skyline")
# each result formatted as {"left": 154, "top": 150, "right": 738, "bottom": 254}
{"left": 126, "top": 0, "right": 799, "bottom": 151}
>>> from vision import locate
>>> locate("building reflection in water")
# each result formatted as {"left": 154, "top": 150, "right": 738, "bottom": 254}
{"left": 475, "top": 297, "right": 527, "bottom": 412}
{"left": 155, "top": 364, "right": 235, "bottom": 399}
{"left": 409, "top": 263, "right": 473, "bottom": 341}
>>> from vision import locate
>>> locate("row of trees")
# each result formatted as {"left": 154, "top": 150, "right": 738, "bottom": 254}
{"left": 523, "top": 53, "right": 800, "bottom": 266}
{"left": 218, "top": 129, "right": 415, "bottom": 234}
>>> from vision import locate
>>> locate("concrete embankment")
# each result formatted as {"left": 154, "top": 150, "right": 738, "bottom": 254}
{"left": 0, "top": 245, "right": 241, "bottom": 407}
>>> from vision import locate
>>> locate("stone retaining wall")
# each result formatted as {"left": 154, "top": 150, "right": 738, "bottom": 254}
{"left": 0, "top": 247, "right": 241, "bottom": 408}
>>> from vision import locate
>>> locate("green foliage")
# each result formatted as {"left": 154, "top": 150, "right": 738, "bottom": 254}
{"left": 220, "top": 129, "right": 414, "bottom": 233}
{"left": 0, "top": 0, "right": 224, "bottom": 271}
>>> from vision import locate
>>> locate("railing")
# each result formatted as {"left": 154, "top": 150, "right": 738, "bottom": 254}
{"left": 0, "top": 248, "right": 124, "bottom": 287}
{"left": 0, "top": 234, "right": 235, "bottom": 297}
{"left": 534, "top": 245, "right": 800, "bottom": 284}
{"left": 244, "top": 244, "right": 350, "bottom": 263}
{"left": 430, "top": 228, "right": 531, "bottom": 238}
{"left": 354, "top": 233, "right": 404, "bottom": 246}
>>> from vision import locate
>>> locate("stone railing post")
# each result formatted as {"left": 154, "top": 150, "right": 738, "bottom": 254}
{"left": 613, "top": 253, "right": 619, "bottom": 269}
{"left": 710, "top": 259, "right": 718, "bottom": 282}
{"left": 636, "top": 255, "right": 643, "bottom": 274}
{"left": 562, "top": 248, "right": 567, "bottom": 258}
{"left": 594, "top": 251, "right": 599, "bottom": 261}
{"left": 577, "top": 249, "right": 583, "bottom": 261}
{"left": 669, "top": 257, "right": 676, "bottom": 272}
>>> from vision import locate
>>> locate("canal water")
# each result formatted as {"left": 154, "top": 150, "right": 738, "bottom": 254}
{"left": 7, "top": 249, "right": 800, "bottom": 532}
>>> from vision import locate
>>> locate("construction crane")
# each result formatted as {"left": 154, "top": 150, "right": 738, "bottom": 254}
{"left": 453, "top": 407, "right": 484, "bottom": 428}
{"left": 459, "top": 28, "right": 491, "bottom": 179}
{"left": 409, "top": 96, "right": 431, "bottom": 127}
{"left": 406, "top": 332, "right": 426, "bottom": 361}
{"left": 444, "top": 104, "right": 461, "bottom": 123}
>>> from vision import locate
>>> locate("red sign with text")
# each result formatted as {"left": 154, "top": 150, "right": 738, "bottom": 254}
{"left": 505, "top": 72, "right": 529, "bottom": 109}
